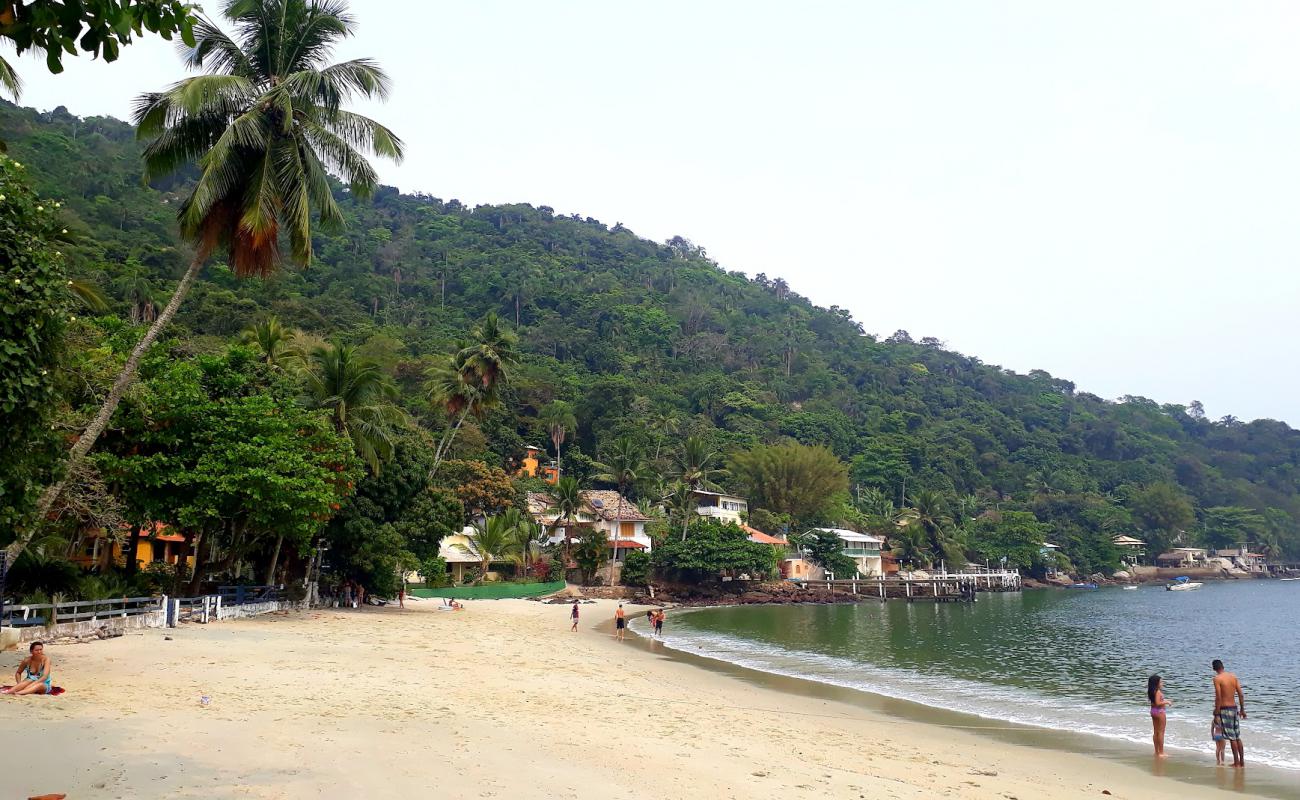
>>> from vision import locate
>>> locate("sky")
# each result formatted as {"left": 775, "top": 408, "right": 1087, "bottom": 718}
{"left": 9, "top": 1, "right": 1300, "bottom": 424}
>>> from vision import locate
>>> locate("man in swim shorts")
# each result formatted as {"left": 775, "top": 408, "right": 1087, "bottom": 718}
{"left": 1212, "top": 658, "right": 1247, "bottom": 767}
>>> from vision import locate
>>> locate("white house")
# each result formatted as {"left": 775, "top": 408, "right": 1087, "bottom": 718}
{"left": 691, "top": 490, "right": 749, "bottom": 524}
{"left": 806, "top": 528, "right": 884, "bottom": 577}
{"left": 527, "top": 489, "right": 653, "bottom": 557}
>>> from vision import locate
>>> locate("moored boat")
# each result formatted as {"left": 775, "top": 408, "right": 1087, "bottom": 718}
{"left": 1166, "top": 576, "right": 1203, "bottom": 591}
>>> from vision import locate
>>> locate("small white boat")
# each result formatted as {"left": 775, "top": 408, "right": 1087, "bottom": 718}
{"left": 1122, "top": 585, "right": 1139, "bottom": 591}
{"left": 1166, "top": 578, "right": 1203, "bottom": 591}
{"left": 1281, "top": 577, "right": 1300, "bottom": 582}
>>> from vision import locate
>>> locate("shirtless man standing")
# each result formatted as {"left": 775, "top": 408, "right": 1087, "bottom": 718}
{"left": 1212, "top": 659, "right": 1247, "bottom": 767}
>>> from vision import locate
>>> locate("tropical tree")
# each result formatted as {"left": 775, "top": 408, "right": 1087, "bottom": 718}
{"left": 546, "top": 475, "right": 584, "bottom": 567}
{"left": 111, "top": 267, "right": 158, "bottom": 324}
{"left": 300, "top": 341, "right": 402, "bottom": 475}
{"left": 12, "top": 0, "right": 401, "bottom": 563}
{"left": 663, "top": 480, "right": 696, "bottom": 542}
{"left": 593, "top": 435, "right": 645, "bottom": 584}
{"left": 503, "top": 507, "right": 542, "bottom": 574}
{"left": 890, "top": 523, "right": 931, "bottom": 570}
{"left": 649, "top": 408, "right": 682, "bottom": 462}
{"left": 457, "top": 514, "right": 520, "bottom": 583}
{"left": 241, "top": 315, "right": 292, "bottom": 365}
{"left": 538, "top": 400, "right": 576, "bottom": 478}
{"left": 730, "top": 442, "right": 848, "bottom": 529}
{"left": 900, "top": 489, "right": 964, "bottom": 567}
{"left": 675, "top": 435, "right": 727, "bottom": 493}
{"left": 427, "top": 311, "right": 518, "bottom": 476}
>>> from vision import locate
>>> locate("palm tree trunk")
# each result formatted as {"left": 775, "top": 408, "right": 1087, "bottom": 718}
{"left": 8, "top": 252, "right": 206, "bottom": 566}
{"left": 608, "top": 493, "right": 625, "bottom": 587}
{"left": 264, "top": 534, "right": 284, "bottom": 586}
{"left": 430, "top": 406, "right": 472, "bottom": 477}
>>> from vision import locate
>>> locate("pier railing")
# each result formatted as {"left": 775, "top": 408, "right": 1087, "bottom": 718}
{"left": 790, "top": 569, "right": 1021, "bottom": 601}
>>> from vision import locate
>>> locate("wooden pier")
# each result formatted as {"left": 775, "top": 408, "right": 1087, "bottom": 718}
{"left": 791, "top": 570, "right": 1021, "bottom": 602}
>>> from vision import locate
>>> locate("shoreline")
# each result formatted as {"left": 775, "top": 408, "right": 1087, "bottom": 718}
{"left": 631, "top": 605, "right": 1298, "bottom": 799}
{"left": 1, "top": 598, "right": 1291, "bottom": 798}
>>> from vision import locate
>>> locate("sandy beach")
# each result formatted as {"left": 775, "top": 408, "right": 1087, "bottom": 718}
{"left": 0, "top": 598, "right": 1277, "bottom": 799}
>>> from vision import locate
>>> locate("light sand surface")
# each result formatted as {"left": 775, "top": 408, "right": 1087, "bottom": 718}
{"left": 0, "top": 598, "right": 1269, "bottom": 799}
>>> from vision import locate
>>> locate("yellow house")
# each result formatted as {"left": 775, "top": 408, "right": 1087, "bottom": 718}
{"left": 71, "top": 522, "right": 195, "bottom": 571}
{"left": 516, "top": 445, "right": 559, "bottom": 484}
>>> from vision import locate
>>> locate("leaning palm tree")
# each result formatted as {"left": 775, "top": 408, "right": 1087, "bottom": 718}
{"left": 593, "top": 435, "right": 645, "bottom": 585}
{"left": 300, "top": 341, "right": 402, "bottom": 474}
{"left": 546, "top": 475, "right": 584, "bottom": 568}
{"left": 663, "top": 480, "right": 695, "bottom": 542}
{"left": 538, "top": 400, "right": 577, "bottom": 479}
{"left": 427, "top": 312, "right": 519, "bottom": 476}
{"left": 11, "top": 0, "right": 401, "bottom": 564}
{"left": 457, "top": 514, "right": 520, "bottom": 584}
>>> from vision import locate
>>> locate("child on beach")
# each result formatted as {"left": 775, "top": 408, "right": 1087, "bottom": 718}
{"left": 570, "top": 601, "right": 580, "bottom": 632}
{"left": 1147, "top": 674, "right": 1171, "bottom": 758}
{"left": 1212, "top": 717, "right": 1226, "bottom": 765}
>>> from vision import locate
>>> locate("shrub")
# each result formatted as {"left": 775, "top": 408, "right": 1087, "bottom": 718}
{"left": 621, "top": 549, "right": 650, "bottom": 586}
{"left": 652, "top": 519, "right": 773, "bottom": 583}
{"left": 421, "top": 556, "right": 448, "bottom": 588}
{"left": 546, "top": 555, "right": 566, "bottom": 583}
{"left": 527, "top": 556, "right": 552, "bottom": 580}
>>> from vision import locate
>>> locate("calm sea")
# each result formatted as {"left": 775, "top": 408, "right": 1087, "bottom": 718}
{"left": 656, "top": 582, "right": 1300, "bottom": 773}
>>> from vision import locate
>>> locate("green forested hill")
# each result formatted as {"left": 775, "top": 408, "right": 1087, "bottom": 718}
{"left": 5, "top": 99, "right": 1299, "bottom": 566}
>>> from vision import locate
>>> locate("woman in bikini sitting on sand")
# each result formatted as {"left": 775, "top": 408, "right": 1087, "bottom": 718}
{"left": 5, "top": 641, "right": 52, "bottom": 696}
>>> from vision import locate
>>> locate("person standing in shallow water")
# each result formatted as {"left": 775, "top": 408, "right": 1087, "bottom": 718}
{"left": 1212, "top": 659, "right": 1247, "bottom": 767}
{"left": 1147, "top": 674, "right": 1171, "bottom": 757}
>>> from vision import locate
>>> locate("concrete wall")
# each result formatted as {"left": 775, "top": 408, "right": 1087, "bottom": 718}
{"left": 215, "top": 599, "right": 300, "bottom": 621}
{"left": 13, "top": 609, "right": 167, "bottom": 644}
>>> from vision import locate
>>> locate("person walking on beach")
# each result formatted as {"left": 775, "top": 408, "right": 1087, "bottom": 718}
{"left": 570, "top": 601, "right": 580, "bottom": 632}
{"left": 1147, "top": 674, "right": 1171, "bottom": 758}
{"left": 653, "top": 609, "right": 664, "bottom": 638}
{"left": 615, "top": 603, "right": 626, "bottom": 640}
{"left": 1212, "top": 659, "right": 1247, "bottom": 767}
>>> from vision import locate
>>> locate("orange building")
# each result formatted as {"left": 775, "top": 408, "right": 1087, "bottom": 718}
{"left": 70, "top": 522, "right": 194, "bottom": 571}
{"left": 516, "top": 445, "right": 559, "bottom": 484}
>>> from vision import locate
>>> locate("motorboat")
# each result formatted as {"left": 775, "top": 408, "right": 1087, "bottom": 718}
{"left": 1166, "top": 576, "right": 1203, "bottom": 591}
{"left": 1066, "top": 582, "right": 1098, "bottom": 590}
{"left": 1122, "top": 585, "right": 1139, "bottom": 590}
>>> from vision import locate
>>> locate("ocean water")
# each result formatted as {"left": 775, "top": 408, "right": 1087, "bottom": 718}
{"left": 654, "top": 582, "right": 1300, "bottom": 772}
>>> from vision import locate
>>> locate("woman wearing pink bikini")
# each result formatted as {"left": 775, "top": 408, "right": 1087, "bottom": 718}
{"left": 1147, "top": 674, "right": 1172, "bottom": 757}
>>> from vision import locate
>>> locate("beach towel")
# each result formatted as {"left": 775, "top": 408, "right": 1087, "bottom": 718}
{"left": 1, "top": 685, "right": 65, "bottom": 696}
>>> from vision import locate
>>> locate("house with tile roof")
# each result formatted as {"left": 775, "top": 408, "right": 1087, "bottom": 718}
{"left": 527, "top": 489, "right": 654, "bottom": 556}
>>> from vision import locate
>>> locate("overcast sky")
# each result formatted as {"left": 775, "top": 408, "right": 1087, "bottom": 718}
{"left": 10, "top": 1, "right": 1300, "bottom": 424}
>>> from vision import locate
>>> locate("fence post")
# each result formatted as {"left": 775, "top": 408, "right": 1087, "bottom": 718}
{"left": 160, "top": 594, "right": 170, "bottom": 627}
{"left": 214, "top": 595, "right": 222, "bottom": 621}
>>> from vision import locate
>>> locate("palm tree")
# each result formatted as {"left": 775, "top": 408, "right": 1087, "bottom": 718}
{"left": 300, "top": 341, "right": 401, "bottom": 475}
{"left": 663, "top": 480, "right": 695, "bottom": 542}
{"left": 427, "top": 311, "right": 519, "bottom": 477}
{"left": 111, "top": 270, "right": 158, "bottom": 324}
{"left": 0, "top": 51, "right": 19, "bottom": 102}
{"left": 676, "top": 435, "right": 727, "bottom": 493}
{"left": 503, "top": 507, "right": 541, "bottom": 575}
{"left": 890, "top": 523, "right": 931, "bottom": 571}
{"left": 457, "top": 514, "right": 520, "bottom": 584}
{"left": 649, "top": 409, "right": 681, "bottom": 462}
{"left": 241, "top": 315, "right": 292, "bottom": 365}
{"left": 593, "top": 436, "right": 645, "bottom": 585}
{"left": 902, "top": 489, "right": 964, "bottom": 568}
{"left": 12, "top": 0, "right": 401, "bottom": 564}
{"left": 66, "top": 278, "right": 109, "bottom": 313}
{"left": 538, "top": 400, "right": 577, "bottom": 479}
{"left": 547, "top": 476, "right": 584, "bottom": 569}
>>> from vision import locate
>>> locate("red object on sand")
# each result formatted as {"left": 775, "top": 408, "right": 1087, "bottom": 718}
{"left": 1, "top": 685, "right": 65, "bottom": 695}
